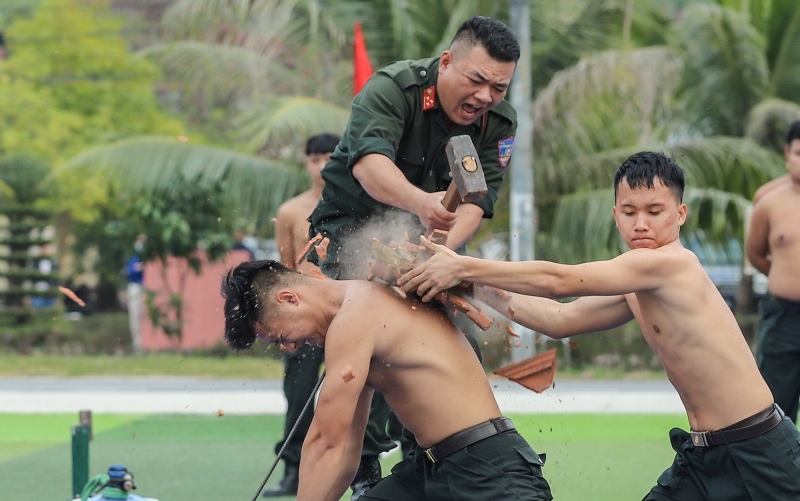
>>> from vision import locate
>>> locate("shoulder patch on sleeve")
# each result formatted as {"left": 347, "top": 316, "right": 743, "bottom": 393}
{"left": 498, "top": 137, "right": 514, "bottom": 170}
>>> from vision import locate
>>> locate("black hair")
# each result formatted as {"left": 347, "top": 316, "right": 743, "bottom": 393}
{"left": 786, "top": 120, "right": 800, "bottom": 145}
{"left": 614, "top": 152, "right": 685, "bottom": 203}
{"left": 221, "top": 260, "right": 297, "bottom": 350}
{"left": 450, "top": 16, "right": 520, "bottom": 63}
{"left": 306, "top": 133, "right": 340, "bottom": 155}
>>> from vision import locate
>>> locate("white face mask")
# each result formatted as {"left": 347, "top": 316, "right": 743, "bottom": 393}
{"left": 134, "top": 242, "right": 144, "bottom": 253}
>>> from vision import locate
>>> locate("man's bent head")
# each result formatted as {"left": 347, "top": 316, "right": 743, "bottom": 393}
{"left": 221, "top": 260, "right": 297, "bottom": 350}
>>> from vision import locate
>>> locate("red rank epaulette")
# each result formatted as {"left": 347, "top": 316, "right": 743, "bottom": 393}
{"left": 422, "top": 86, "right": 436, "bottom": 111}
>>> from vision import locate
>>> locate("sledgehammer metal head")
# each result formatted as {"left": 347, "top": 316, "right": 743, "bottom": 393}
{"left": 442, "top": 135, "right": 488, "bottom": 212}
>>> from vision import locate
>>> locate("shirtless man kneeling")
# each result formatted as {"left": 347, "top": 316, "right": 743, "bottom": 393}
{"left": 221, "top": 260, "right": 552, "bottom": 501}
{"left": 399, "top": 151, "right": 800, "bottom": 500}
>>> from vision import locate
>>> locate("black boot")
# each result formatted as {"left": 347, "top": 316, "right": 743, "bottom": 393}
{"left": 350, "top": 457, "right": 382, "bottom": 500}
{"left": 261, "top": 463, "right": 299, "bottom": 497}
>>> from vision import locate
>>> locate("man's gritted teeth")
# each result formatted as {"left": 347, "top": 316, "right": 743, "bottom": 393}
{"left": 462, "top": 103, "right": 482, "bottom": 117}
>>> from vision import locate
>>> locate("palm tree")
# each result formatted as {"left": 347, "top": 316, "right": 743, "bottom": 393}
{"left": 62, "top": 0, "right": 355, "bottom": 226}
{"left": 61, "top": 0, "right": 634, "bottom": 229}
{"left": 527, "top": 1, "right": 799, "bottom": 265}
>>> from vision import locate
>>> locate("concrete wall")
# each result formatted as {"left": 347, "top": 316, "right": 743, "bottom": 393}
{"left": 140, "top": 250, "right": 250, "bottom": 351}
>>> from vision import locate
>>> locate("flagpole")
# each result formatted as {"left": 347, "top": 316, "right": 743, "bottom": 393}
{"left": 509, "top": 0, "right": 536, "bottom": 361}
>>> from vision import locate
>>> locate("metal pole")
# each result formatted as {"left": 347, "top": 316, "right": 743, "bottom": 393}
{"left": 509, "top": 0, "right": 536, "bottom": 361}
{"left": 71, "top": 424, "right": 91, "bottom": 498}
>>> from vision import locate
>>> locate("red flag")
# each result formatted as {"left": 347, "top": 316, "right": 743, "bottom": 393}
{"left": 353, "top": 21, "right": 374, "bottom": 95}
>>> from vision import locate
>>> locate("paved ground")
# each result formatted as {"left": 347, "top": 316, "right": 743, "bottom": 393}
{"left": 0, "top": 376, "right": 685, "bottom": 415}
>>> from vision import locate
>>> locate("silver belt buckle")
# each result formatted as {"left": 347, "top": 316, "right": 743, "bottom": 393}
{"left": 424, "top": 448, "right": 438, "bottom": 463}
{"left": 690, "top": 431, "right": 710, "bottom": 447}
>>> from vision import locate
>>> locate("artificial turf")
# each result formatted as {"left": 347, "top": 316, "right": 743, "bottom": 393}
{"left": 1, "top": 413, "right": 690, "bottom": 500}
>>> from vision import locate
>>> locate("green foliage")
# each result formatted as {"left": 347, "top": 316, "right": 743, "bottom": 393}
{"left": 0, "top": 74, "right": 84, "bottom": 163}
{"left": 133, "top": 176, "right": 234, "bottom": 267}
{"left": 54, "top": 0, "right": 800, "bottom": 279}
{"left": 0, "top": 153, "right": 59, "bottom": 340}
{"left": 0, "top": 0, "right": 39, "bottom": 30}
{"left": 132, "top": 174, "right": 234, "bottom": 340}
{"left": 532, "top": 47, "right": 683, "bottom": 188}
{"left": 0, "top": 153, "right": 50, "bottom": 204}
{"left": 61, "top": 136, "right": 307, "bottom": 229}
{"left": 3, "top": 0, "right": 181, "bottom": 139}
{"left": 745, "top": 98, "right": 800, "bottom": 152}
{"left": 764, "top": 0, "right": 800, "bottom": 102}
{"left": 671, "top": 4, "right": 769, "bottom": 136}
{"left": 70, "top": 189, "right": 143, "bottom": 289}
{"left": 0, "top": 0, "right": 186, "bottom": 225}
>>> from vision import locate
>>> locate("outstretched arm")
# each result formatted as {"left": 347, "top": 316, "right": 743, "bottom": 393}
{"left": 399, "top": 237, "right": 674, "bottom": 302}
{"left": 473, "top": 286, "right": 634, "bottom": 338}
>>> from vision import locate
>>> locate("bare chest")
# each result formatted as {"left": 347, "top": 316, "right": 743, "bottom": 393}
{"left": 768, "top": 207, "right": 800, "bottom": 251}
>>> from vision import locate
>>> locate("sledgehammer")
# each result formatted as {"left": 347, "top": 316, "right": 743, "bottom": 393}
{"left": 426, "top": 135, "right": 488, "bottom": 245}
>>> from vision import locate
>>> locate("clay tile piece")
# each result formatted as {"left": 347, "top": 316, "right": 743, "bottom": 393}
{"left": 493, "top": 348, "right": 557, "bottom": 393}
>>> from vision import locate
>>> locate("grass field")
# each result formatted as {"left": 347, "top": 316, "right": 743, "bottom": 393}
{"left": 1, "top": 412, "right": 688, "bottom": 501}
{"left": 0, "top": 353, "right": 667, "bottom": 380}
{"left": 0, "top": 353, "right": 289, "bottom": 379}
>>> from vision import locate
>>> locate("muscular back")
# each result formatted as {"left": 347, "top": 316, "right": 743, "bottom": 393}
{"left": 626, "top": 246, "right": 773, "bottom": 430}
{"left": 336, "top": 282, "right": 502, "bottom": 447}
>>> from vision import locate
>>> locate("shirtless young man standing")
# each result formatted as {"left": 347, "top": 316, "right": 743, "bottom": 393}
{"left": 746, "top": 120, "right": 800, "bottom": 424}
{"left": 262, "top": 133, "right": 339, "bottom": 497}
{"left": 221, "top": 260, "right": 552, "bottom": 501}
{"left": 399, "top": 151, "right": 800, "bottom": 500}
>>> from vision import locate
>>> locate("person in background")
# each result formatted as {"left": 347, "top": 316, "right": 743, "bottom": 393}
{"left": 746, "top": 119, "right": 800, "bottom": 423}
{"left": 31, "top": 244, "right": 57, "bottom": 308}
{"left": 261, "top": 132, "right": 340, "bottom": 497}
{"left": 125, "top": 234, "right": 146, "bottom": 353}
{"left": 231, "top": 229, "right": 256, "bottom": 260}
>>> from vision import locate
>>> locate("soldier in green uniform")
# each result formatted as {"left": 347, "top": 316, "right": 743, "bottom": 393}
{"left": 307, "top": 15, "right": 520, "bottom": 498}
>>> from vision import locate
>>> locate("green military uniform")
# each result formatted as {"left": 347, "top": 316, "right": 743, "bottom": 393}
{"left": 756, "top": 293, "right": 800, "bottom": 423}
{"left": 273, "top": 345, "right": 324, "bottom": 466}
{"left": 308, "top": 57, "right": 517, "bottom": 462}
{"left": 644, "top": 408, "right": 800, "bottom": 500}
{"left": 309, "top": 56, "right": 517, "bottom": 279}
{"left": 361, "top": 426, "right": 552, "bottom": 501}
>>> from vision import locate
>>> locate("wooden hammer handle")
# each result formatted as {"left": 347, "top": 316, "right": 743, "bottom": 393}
{"left": 441, "top": 182, "right": 461, "bottom": 213}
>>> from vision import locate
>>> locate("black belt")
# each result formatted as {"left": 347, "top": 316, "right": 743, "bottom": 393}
{"left": 424, "top": 417, "right": 515, "bottom": 463}
{"left": 690, "top": 404, "right": 784, "bottom": 448}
